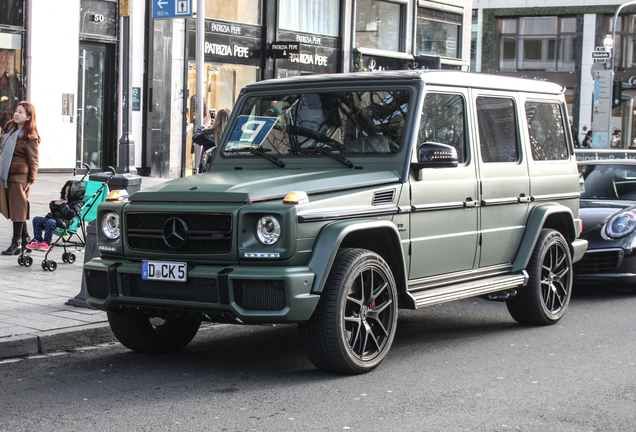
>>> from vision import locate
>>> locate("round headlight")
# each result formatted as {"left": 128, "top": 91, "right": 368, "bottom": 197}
{"left": 256, "top": 215, "right": 281, "bottom": 245}
{"left": 606, "top": 211, "right": 636, "bottom": 238}
{"left": 102, "top": 212, "right": 121, "bottom": 240}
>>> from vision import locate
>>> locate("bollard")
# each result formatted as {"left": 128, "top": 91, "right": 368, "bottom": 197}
{"left": 65, "top": 220, "right": 98, "bottom": 308}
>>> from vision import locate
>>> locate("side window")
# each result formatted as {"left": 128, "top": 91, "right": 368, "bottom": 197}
{"left": 525, "top": 101, "right": 568, "bottom": 160}
{"left": 419, "top": 93, "right": 467, "bottom": 163}
{"left": 476, "top": 96, "right": 519, "bottom": 163}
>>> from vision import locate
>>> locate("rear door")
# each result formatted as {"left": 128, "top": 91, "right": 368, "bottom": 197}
{"left": 472, "top": 91, "right": 530, "bottom": 268}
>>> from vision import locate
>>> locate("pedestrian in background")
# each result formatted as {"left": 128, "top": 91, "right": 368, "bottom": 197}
{"left": 0, "top": 101, "right": 40, "bottom": 255}
{"left": 192, "top": 108, "right": 231, "bottom": 173}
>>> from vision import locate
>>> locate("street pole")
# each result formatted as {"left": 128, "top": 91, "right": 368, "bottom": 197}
{"left": 118, "top": 10, "right": 136, "bottom": 175}
{"left": 194, "top": 0, "right": 205, "bottom": 174}
{"left": 608, "top": 0, "right": 636, "bottom": 148}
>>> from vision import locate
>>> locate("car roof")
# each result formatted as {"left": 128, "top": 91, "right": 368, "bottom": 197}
{"left": 243, "top": 70, "right": 566, "bottom": 95}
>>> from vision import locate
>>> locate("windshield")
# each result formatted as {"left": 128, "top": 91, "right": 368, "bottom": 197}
{"left": 222, "top": 90, "right": 411, "bottom": 158}
{"left": 579, "top": 163, "right": 636, "bottom": 200}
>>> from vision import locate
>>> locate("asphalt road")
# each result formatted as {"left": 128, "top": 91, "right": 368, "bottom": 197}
{"left": 1, "top": 285, "right": 635, "bottom": 432}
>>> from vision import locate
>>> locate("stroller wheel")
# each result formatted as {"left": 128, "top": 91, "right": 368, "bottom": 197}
{"left": 42, "top": 260, "right": 49, "bottom": 271}
{"left": 62, "top": 252, "right": 69, "bottom": 263}
{"left": 67, "top": 253, "right": 76, "bottom": 264}
{"left": 24, "top": 255, "right": 33, "bottom": 267}
{"left": 48, "top": 261, "right": 58, "bottom": 271}
{"left": 17, "top": 255, "right": 24, "bottom": 266}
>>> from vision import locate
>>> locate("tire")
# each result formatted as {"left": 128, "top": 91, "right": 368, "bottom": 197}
{"left": 107, "top": 312, "right": 201, "bottom": 353}
{"left": 48, "top": 260, "right": 57, "bottom": 271}
{"left": 17, "top": 255, "right": 24, "bottom": 266}
{"left": 507, "top": 229, "right": 572, "bottom": 325}
{"left": 67, "top": 253, "right": 76, "bottom": 264}
{"left": 299, "top": 248, "right": 398, "bottom": 374}
{"left": 62, "top": 252, "right": 69, "bottom": 263}
{"left": 24, "top": 255, "right": 33, "bottom": 267}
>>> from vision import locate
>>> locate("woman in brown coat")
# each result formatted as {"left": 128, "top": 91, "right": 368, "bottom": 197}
{"left": 0, "top": 101, "right": 40, "bottom": 255}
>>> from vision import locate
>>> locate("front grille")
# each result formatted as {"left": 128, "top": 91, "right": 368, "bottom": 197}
{"left": 234, "top": 279, "right": 286, "bottom": 311}
{"left": 126, "top": 212, "right": 232, "bottom": 254}
{"left": 121, "top": 273, "right": 219, "bottom": 303}
{"left": 574, "top": 250, "right": 621, "bottom": 274}
{"left": 85, "top": 270, "right": 109, "bottom": 299}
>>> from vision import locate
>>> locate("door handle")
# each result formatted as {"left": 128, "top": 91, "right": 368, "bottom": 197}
{"left": 518, "top": 194, "right": 532, "bottom": 203}
{"left": 464, "top": 198, "right": 479, "bottom": 208}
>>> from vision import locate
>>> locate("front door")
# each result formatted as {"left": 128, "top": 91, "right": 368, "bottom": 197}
{"left": 409, "top": 88, "right": 479, "bottom": 279}
{"left": 77, "top": 42, "right": 115, "bottom": 172}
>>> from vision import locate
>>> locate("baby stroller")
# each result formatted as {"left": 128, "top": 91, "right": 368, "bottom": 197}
{"left": 17, "top": 165, "right": 114, "bottom": 271}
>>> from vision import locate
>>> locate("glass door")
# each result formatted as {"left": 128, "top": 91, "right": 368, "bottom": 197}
{"left": 77, "top": 42, "right": 115, "bottom": 171}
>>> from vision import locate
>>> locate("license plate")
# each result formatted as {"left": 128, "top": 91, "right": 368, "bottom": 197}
{"left": 142, "top": 260, "right": 187, "bottom": 282}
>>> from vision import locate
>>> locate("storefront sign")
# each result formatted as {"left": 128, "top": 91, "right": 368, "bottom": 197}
{"left": 132, "top": 87, "right": 141, "bottom": 111}
{"left": 272, "top": 42, "right": 300, "bottom": 59}
{"left": 276, "top": 31, "right": 339, "bottom": 74}
{"left": 80, "top": 0, "right": 118, "bottom": 39}
{"left": 357, "top": 54, "right": 412, "bottom": 72}
{"left": 188, "top": 20, "right": 261, "bottom": 66}
{"left": 278, "top": 31, "right": 338, "bottom": 48}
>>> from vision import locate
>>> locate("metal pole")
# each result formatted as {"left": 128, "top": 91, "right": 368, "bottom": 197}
{"left": 118, "top": 13, "right": 136, "bottom": 175}
{"left": 194, "top": 0, "right": 205, "bottom": 174}
{"left": 608, "top": 1, "right": 636, "bottom": 149}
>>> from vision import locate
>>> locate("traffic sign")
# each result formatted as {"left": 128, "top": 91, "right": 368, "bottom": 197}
{"left": 153, "top": 0, "right": 192, "bottom": 19}
{"left": 591, "top": 51, "right": 611, "bottom": 59}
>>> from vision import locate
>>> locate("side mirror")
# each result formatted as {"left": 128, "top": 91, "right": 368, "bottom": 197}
{"left": 412, "top": 142, "right": 458, "bottom": 170}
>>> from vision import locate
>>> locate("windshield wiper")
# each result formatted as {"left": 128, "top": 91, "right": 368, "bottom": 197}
{"left": 296, "top": 147, "right": 354, "bottom": 168}
{"left": 223, "top": 148, "right": 285, "bottom": 168}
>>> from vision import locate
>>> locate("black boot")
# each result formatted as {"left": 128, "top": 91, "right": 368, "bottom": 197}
{"left": 21, "top": 223, "right": 31, "bottom": 253}
{"left": 2, "top": 237, "right": 21, "bottom": 255}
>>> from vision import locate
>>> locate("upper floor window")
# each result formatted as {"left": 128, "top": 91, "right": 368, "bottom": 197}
{"left": 498, "top": 16, "right": 576, "bottom": 72}
{"left": 205, "top": 0, "right": 261, "bottom": 25}
{"left": 279, "top": 0, "right": 339, "bottom": 36}
{"left": 355, "top": 0, "right": 404, "bottom": 52}
{"left": 605, "top": 15, "right": 636, "bottom": 69}
{"left": 416, "top": 8, "right": 462, "bottom": 59}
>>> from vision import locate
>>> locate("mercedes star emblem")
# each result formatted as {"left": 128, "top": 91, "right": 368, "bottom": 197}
{"left": 162, "top": 217, "right": 189, "bottom": 249}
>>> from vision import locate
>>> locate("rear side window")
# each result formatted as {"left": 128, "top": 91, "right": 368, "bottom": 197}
{"left": 525, "top": 101, "right": 569, "bottom": 161}
{"left": 419, "top": 93, "right": 467, "bottom": 163}
{"left": 476, "top": 97, "right": 519, "bottom": 163}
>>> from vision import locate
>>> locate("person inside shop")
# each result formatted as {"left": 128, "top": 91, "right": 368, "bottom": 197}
{"left": 581, "top": 126, "right": 593, "bottom": 148}
{"left": 25, "top": 180, "right": 85, "bottom": 252}
{"left": 0, "top": 101, "right": 40, "bottom": 255}
{"left": 192, "top": 108, "right": 231, "bottom": 173}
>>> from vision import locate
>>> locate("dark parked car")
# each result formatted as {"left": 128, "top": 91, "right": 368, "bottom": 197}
{"left": 575, "top": 159, "right": 636, "bottom": 290}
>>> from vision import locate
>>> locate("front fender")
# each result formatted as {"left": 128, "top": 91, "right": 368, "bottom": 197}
{"left": 512, "top": 204, "right": 577, "bottom": 272}
{"left": 307, "top": 219, "right": 407, "bottom": 294}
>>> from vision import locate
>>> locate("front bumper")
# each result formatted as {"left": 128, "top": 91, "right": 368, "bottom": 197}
{"left": 574, "top": 246, "right": 636, "bottom": 285}
{"left": 84, "top": 257, "right": 320, "bottom": 324}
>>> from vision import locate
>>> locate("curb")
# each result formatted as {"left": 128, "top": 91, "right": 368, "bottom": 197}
{"left": 0, "top": 323, "right": 115, "bottom": 359}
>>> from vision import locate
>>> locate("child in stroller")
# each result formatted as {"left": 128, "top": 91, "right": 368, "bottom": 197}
{"left": 26, "top": 180, "right": 85, "bottom": 251}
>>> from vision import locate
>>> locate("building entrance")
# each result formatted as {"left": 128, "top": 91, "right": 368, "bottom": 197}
{"left": 76, "top": 42, "right": 116, "bottom": 171}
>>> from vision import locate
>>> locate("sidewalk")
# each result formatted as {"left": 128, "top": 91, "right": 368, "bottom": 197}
{"left": 0, "top": 172, "right": 169, "bottom": 359}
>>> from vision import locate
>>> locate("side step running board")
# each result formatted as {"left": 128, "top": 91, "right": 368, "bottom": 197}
{"left": 407, "top": 271, "right": 528, "bottom": 309}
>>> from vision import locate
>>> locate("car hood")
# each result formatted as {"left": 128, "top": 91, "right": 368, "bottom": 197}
{"left": 130, "top": 169, "right": 401, "bottom": 203}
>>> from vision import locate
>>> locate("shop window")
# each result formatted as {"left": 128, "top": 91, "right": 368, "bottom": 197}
{"left": 416, "top": 8, "right": 462, "bottom": 59}
{"left": 476, "top": 97, "right": 519, "bottom": 163}
{"left": 79, "top": 0, "right": 118, "bottom": 39}
{"left": 205, "top": 0, "right": 261, "bottom": 25}
{"left": 279, "top": 0, "right": 339, "bottom": 36}
{"left": 186, "top": 62, "right": 259, "bottom": 174}
{"left": 0, "top": 0, "right": 23, "bottom": 27}
{"left": 526, "top": 101, "right": 568, "bottom": 161}
{"left": 498, "top": 16, "right": 575, "bottom": 72}
{"left": 0, "top": 34, "right": 23, "bottom": 128}
{"left": 355, "top": 0, "right": 404, "bottom": 52}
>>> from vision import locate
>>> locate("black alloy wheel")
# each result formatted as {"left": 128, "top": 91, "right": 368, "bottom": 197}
{"left": 507, "top": 229, "right": 572, "bottom": 325}
{"left": 300, "top": 248, "right": 398, "bottom": 374}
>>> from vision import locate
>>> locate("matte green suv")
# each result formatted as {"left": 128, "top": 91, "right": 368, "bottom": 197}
{"left": 86, "top": 71, "right": 587, "bottom": 374}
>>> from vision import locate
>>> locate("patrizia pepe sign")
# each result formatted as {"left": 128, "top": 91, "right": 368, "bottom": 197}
{"left": 189, "top": 20, "right": 261, "bottom": 65}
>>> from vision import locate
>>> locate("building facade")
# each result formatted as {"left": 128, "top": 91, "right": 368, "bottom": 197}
{"left": 473, "top": 1, "right": 636, "bottom": 149}
{"left": 3, "top": 0, "right": 471, "bottom": 177}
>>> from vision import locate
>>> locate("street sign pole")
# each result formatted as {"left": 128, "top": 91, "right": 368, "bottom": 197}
{"left": 194, "top": 0, "right": 204, "bottom": 174}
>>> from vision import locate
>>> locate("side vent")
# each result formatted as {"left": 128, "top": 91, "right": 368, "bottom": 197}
{"left": 372, "top": 189, "right": 395, "bottom": 205}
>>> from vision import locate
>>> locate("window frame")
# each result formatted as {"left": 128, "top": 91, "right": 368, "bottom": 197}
{"left": 354, "top": 0, "right": 407, "bottom": 53}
